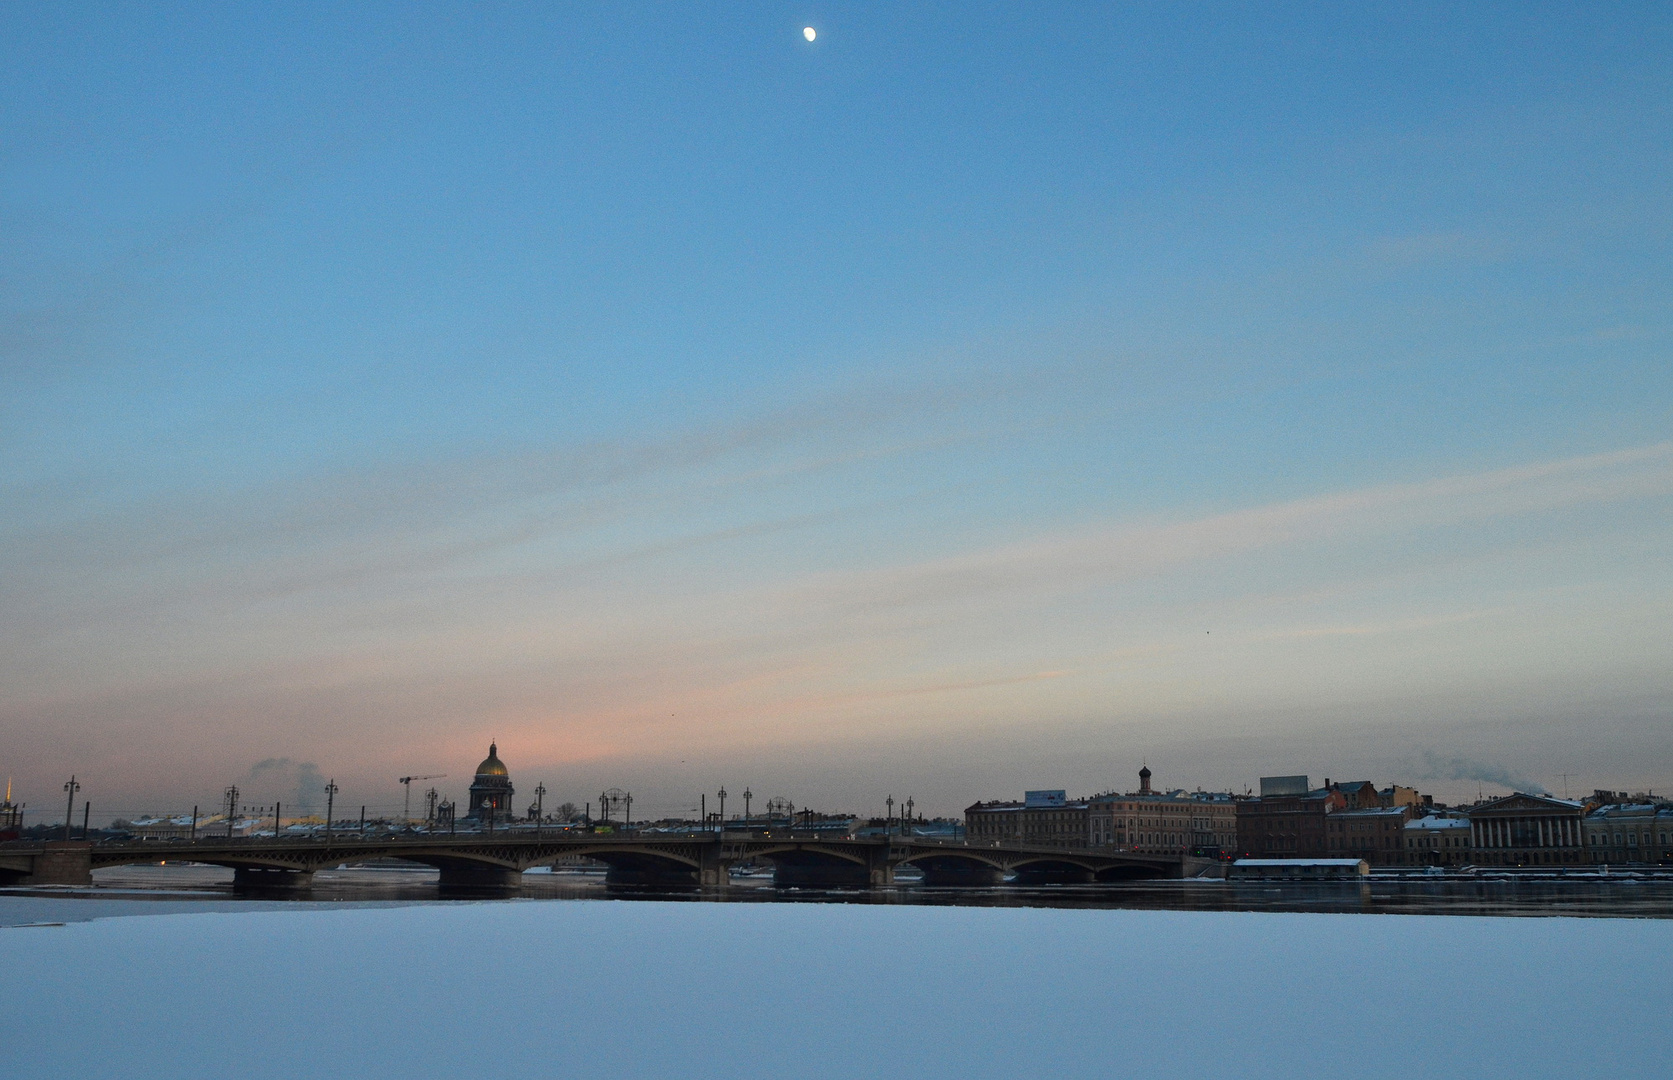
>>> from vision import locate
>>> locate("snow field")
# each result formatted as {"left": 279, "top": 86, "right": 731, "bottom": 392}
{"left": 6, "top": 900, "right": 1669, "bottom": 1079}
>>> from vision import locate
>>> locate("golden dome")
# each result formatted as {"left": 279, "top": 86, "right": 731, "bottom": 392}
{"left": 475, "top": 742, "right": 509, "bottom": 777}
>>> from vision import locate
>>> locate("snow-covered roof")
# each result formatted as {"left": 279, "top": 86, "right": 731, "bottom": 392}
{"left": 1406, "top": 817, "right": 1470, "bottom": 830}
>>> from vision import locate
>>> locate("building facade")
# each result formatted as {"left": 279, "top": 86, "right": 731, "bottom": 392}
{"left": 1324, "top": 806, "right": 1413, "bottom": 864}
{"left": 1236, "top": 777, "right": 1345, "bottom": 858}
{"left": 1403, "top": 815, "right": 1472, "bottom": 866}
{"left": 1088, "top": 774, "right": 1237, "bottom": 855}
{"left": 1584, "top": 803, "right": 1673, "bottom": 865}
{"left": 965, "top": 792, "right": 1089, "bottom": 848}
{"left": 1466, "top": 792, "right": 1586, "bottom": 866}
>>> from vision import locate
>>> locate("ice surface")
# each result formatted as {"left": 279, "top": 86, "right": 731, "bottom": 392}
{"left": 6, "top": 901, "right": 1669, "bottom": 1079}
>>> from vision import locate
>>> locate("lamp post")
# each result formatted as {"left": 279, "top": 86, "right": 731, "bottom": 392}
{"left": 625, "top": 793, "right": 632, "bottom": 834}
{"left": 324, "top": 779, "right": 338, "bottom": 846}
{"left": 717, "top": 787, "right": 727, "bottom": 830}
{"left": 224, "top": 784, "right": 240, "bottom": 838}
{"left": 886, "top": 796, "right": 894, "bottom": 837}
{"left": 62, "top": 776, "right": 80, "bottom": 842}
{"left": 534, "top": 782, "right": 546, "bottom": 837}
{"left": 742, "top": 788, "right": 752, "bottom": 825}
{"left": 905, "top": 798, "right": 914, "bottom": 836}
{"left": 273, "top": 802, "right": 281, "bottom": 838}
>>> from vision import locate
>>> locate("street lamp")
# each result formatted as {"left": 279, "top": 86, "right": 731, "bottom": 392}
{"left": 743, "top": 788, "right": 752, "bottom": 824}
{"left": 886, "top": 795, "right": 894, "bottom": 837}
{"left": 905, "top": 798, "right": 915, "bottom": 835}
{"left": 324, "top": 779, "right": 339, "bottom": 845}
{"left": 224, "top": 784, "right": 240, "bottom": 838}
{"left": 534, "top": 782, "right": 546, "bottom": 837}
{"left": 717, "top": 787, "right": 727, "bottom": 830}
{"left": 62, "top": 776, "right": 80, "bottom": 842}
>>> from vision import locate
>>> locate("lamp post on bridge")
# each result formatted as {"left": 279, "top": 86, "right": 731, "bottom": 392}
{"left": 742, "top": 788, "right": 752, "bottom": 825}
{"left": 534, "top": 782, "right": 546, "bottom": 837}
{"left": 62, "top": 776, "right": 80, "bottom": 842}
{"left": 324, "top": 779, "right": 338, "bottom": 847}
{"left": 886, "top": 796, "right": 894, "bottom": 838}
{"left": 905, "top": 798, "right": 914, "bottom": 836}
{"left": 224, "top": 785, "right": 240, "bottom": 838}
{"left": 717, "top": 787, "right": 727, "bottom": 831}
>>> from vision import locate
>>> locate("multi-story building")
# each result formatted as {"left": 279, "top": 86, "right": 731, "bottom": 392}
{"left": 1325, "top": 805, "right": 1413, "bottom": 864}
{"left": 1403, "top": 814, "right": 1472, "bottom": 866}
{"left": 965, "top": 790, "right": 1088, "bottom": 849}
{"left": 1466, "top": 792, "right": 1587, "bottom": 867}
{"left": 1584, "top": 803, "right": 1673, "bottom": 865}
{"left": 1236, "top": 776, "right": 1345, "bottom": 858}
{"left": 1087, "top": 768, "right": 1237, "bottom": 855}
{"left": 1331, "top": 781, "right": 1382, "bottom": 810}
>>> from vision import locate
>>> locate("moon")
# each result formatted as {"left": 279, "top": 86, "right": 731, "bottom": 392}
{"left": 803, "top": 27, "right": 816, "bottom": 42}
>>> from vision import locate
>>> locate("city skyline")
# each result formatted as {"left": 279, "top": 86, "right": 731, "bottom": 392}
{"left": 4, "top": 5, "right": 1671, "bottom": 816}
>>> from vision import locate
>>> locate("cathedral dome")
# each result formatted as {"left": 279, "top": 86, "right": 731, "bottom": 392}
{"left": 475, "top": 743, "right": 509, "bottom": 778}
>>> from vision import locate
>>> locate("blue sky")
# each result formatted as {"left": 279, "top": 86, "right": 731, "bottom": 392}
{"left": 2, "top": 3, "right": 1670, "bottom": 817}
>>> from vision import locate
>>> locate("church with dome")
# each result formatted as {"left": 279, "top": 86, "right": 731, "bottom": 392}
{"left": 467, "top": 742, "right": 515, "bottom": 820}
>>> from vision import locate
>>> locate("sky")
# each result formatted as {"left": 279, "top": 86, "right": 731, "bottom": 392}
{"left": 2, "top": 2, "right": 1670, "bottom": 821}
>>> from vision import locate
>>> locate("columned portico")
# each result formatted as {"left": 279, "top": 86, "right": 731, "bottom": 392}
{"left": 1467, "top": 794, "right": 1586, "bottom": 867}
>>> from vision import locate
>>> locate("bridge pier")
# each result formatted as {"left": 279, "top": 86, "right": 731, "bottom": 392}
{"left": 698, "top": 845, "right": 729, "bottom": 887}
{"left": 29, "top": 842, "right": 93, "bottom": 887}
{"left": 233, "top": 866, "right": 314, "bottom": 892}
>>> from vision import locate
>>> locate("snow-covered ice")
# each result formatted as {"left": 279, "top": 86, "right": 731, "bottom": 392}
{"left": 6, "top": 901, "right": 1669, "bottom": 1079}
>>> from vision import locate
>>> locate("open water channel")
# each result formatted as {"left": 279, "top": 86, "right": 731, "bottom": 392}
{"left": 4, "top": 862, "right": 1672, "bottom": 926}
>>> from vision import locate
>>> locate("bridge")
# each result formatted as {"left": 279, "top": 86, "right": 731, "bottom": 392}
{"left": 0, "top": 833, "right": 1205, "bottom": 890}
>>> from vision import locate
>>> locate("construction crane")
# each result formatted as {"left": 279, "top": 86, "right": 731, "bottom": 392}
{"left": 398, "top": 775, "right": 446, "bottom": 824}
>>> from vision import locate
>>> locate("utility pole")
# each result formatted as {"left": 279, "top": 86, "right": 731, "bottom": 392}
{"left": 324, "top": 779, "right": 338, "bottom": 846}
{"left": 224, "top": 785, "right": 240, "bottom": 838}
{"left": 62, "top": 776, "right": 80, "bottom": 841}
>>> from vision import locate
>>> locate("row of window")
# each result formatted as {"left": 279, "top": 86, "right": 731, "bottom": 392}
{"left": 1588, "top": 831, "right": 1669, "bottom": 847}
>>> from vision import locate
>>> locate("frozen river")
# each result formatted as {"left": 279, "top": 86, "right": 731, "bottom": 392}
{"left": 5, "top": 895, "right": 1669, "bottom": 1080}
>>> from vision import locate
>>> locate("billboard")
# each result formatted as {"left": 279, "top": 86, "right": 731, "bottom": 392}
{"left": 1024, "top": 789, "right": 1067, "bottom": 808}
{"left": 1259, "top": 775, "right": 1311, "bottom": 797}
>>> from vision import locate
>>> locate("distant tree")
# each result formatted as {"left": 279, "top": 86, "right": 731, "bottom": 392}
{"left": 558, "top": 802, "right": 579, "bottom": 821}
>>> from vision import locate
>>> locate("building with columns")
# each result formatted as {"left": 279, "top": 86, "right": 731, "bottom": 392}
{"left": 1466, "top": 792, "right": 1586, "bottom": 867}
{"left": 466, "top": 742, "right": 515, "bottom": 821}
